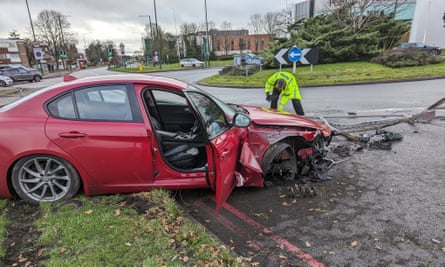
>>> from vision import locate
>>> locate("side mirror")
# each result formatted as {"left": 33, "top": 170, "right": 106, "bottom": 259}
{"left": 233, "top": 113, "right": 251, "bottom": 128}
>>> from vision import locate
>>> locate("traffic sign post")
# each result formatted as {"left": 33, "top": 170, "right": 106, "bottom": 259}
{"left": 287, "top": 46, "right": 302, "bottom": 74}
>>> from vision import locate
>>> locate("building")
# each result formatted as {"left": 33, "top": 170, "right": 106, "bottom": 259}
{"left": 0, "top": 39, "right": 29, "bottom": 66}
{"left": 194, "top": 29, "right": 273, "bottom": 58}
{"left": 409, "top": 0, "right": 445, "bottom": 47}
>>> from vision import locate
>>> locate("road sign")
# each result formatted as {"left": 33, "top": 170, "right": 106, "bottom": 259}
{"left": 33, "top": 48, "right": 43, "bottom": 60}
{"left": 300, "top": 48, "right": 320, "bottom": 65}
{"left": 32, "top": 41, "right": 40, "bottom": 48}
{"left": 287, "top": 47, "right": 302, "bottom": 63}
{"left": 274, "top": 48, "right": 289, "bottom": 65}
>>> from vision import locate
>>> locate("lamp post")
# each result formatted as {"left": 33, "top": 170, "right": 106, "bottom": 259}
{"left": 25, "top": 0, "right": 44, "bottom": 72}
{"left": 204, "top": 0, "right": 210, "bottom": 66}
{"left": 173, "top": 8, "right": 181, "bottom": 62}
{"left": 139, "top": 15, "right": 154, "bottom": 63}
{"left": 153, "top": 0, "right": 162, "bottom": 69}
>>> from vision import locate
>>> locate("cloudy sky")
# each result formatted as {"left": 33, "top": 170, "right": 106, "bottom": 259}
{"left": 0, "top": 0, "right": 292, "bottom": 54}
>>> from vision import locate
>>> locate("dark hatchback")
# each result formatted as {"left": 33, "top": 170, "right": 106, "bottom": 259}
{"left": 0, "top": 66, "right": 43, "bottom": 82}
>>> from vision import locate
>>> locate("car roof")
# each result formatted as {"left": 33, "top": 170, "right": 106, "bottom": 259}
{"left": 59, "top": 74, "right": 188, "bottom": 90}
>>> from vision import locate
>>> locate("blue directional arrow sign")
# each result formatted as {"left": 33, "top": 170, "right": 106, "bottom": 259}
{"left": 287, "top": 47, "right": 302, "bottom": 63}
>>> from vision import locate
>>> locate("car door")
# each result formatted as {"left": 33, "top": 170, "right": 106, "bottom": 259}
{"left": 186, "top": 92, "right": 241, "bottom": 212}
{"left": 45, "top": 84, "right": 154, "bottom": 189}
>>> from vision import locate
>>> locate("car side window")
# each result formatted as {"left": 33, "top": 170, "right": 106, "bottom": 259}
{"left": 187, "top": 92, "right": 228, "bottom": 139}
{"left": 47, "top": 85, "right": 134, "bottom": 121}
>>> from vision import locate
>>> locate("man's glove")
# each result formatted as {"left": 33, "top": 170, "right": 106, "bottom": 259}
{"left": 265, "top": 94, "right": 271, "bottom": 102}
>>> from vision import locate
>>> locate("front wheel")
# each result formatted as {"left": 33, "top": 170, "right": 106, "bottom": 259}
{"left": 0, "top": 81, "right": 6, "bottom": 87}
{"left": 261, "top": 142, "right": 297, "bottom": 182}
{"left": 11, "top": 155, "right": 81, "bottom": 204}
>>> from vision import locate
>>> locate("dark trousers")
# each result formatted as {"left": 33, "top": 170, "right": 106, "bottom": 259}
{"left": 270, "top": 90, "right": 305, "bottom": 115}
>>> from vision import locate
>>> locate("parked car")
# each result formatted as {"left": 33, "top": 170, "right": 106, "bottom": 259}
{"left": 0, "top": 74, "right": 332, "bottom": 210}
{"left": 0, "top": 75, "right": 13, "bottom": 87}
{"left": 180, "top": 58, "right": 205, "bottom": 67}
{"left": 235, "top": 53, "right": 264, "bottom": 66}
{"left": 0, "top": 66, "right": 42, "bottom": 82}
{"left": 392, "top": 42, "right": 441, "bottom": 56}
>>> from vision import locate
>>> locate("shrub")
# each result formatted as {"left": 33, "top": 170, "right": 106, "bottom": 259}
{"left": 218, "top": 65, "right": 261, "bottom": 76}
{"left": 371, "top": 48, "right": 444, "bottom": 68}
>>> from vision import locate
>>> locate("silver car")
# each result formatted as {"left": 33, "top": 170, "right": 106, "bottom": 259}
{"left": 0, "top": 75, "right": 13, "bottom": 87}
{"left": 180, "top": 58, "right": 204, "bottom": 67}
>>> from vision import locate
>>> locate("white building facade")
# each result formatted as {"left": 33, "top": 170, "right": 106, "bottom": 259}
{"left": 409, "top": 0, "right": 445, "bottom": 47}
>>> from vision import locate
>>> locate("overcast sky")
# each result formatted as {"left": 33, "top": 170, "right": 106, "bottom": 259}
{"left": 0, "top": 0, "right": 292, "bottom": 54}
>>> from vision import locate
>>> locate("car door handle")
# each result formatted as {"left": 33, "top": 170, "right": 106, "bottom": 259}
{"left": 58, "top": 131, "right": 87, "bottom": 138}
{"left": 221, "top": 149, "right": 231, "bottom": 159}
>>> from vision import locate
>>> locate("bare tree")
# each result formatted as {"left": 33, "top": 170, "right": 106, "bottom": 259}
{"left": 8, "top": 30, "right": 21, "bottom": 40}
{"left": 249, "top": 13, "right": 263, "bottom": 34}
{"left": 262, "top": 11, "right": 282, "bottom": 35}
{"left": 220, "top": 21, "right": 232, "bottom": 56}
{"left": 327, "top": 0, "right": 409, "bottom": 33}
{"left": 34, "top": 10, "right": 75, "bottom": 69}
{"left": 180, "top": 22, "right": 199, "bottom": 36}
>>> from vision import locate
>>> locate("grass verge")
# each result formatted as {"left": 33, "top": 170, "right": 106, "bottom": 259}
{"left": 34, "top": 191, "right": 246, "bottom": 266}
{"left": 200, "top": 61, "right": 445, "bottom": 87}
{"left": 0, "top": 200, "right": 7, "bottom": 258}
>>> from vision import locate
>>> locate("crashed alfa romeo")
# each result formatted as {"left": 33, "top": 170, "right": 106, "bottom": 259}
{"left": 0, "top": 74, "right": 332, "bottom": 210}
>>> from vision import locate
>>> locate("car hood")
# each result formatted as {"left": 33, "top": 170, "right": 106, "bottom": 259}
{"left": 240, "top": 105, "right": 331, "bottom": 134}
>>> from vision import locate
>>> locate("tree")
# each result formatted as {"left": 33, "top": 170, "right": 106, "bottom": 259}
{"left": 249, "top": 14, "right": 263, "bottom": 34}
{"left": 443, "top": 12, "right": 445, "bottom": 27}
{"left": 180, "top": 22, "right": 201, "bottom": 58}
{"left": 262, "top": 12, "right": 281, "bottom": 35}
{"left": 8, "top": 30, "right": 20, "bottom": 40}
{"left": 220, "top": 21, "right": 232, "bottom": 56}
{"left": 34, "top": 10, "right": 76, "bottom": 69}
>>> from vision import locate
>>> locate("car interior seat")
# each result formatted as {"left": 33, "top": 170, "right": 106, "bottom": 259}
{"left": 150, "top": 116, "right": 198, "bottom": 169}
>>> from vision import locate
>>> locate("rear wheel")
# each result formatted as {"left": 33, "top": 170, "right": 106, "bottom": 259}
{"left": 34, "top": 76, "right": 41, "bottom": 82}
{"left": 261, "top": 142, "right": 297, "bottom": 182}
{"left": 11, "top": 155, "right": 80, "bottom": 204}
{"left": 429, "top": 49, "right": 439, "bottom": 56}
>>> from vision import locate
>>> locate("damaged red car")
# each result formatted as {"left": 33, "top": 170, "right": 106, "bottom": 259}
{"left": 0, "top": 75, "right": 332, "bottom": 210}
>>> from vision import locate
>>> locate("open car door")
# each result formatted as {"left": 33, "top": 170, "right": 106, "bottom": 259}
{"left": 208, "top": 127, "right": 241, "bottom": 212}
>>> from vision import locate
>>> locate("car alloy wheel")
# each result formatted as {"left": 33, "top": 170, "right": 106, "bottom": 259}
{"left": 0, "top": 81, "right": 5, "bottom": 87}
{"left": 11, "top": 155, "right": 80, "bottom": 204}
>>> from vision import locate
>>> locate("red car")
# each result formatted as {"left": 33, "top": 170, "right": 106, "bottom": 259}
{"left": 0, "top": 74, "right": 331, "bottom": 210}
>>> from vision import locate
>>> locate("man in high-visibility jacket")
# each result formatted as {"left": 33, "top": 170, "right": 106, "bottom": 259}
{"left": 264, "top": 71, "right": 305, "bottom": 115}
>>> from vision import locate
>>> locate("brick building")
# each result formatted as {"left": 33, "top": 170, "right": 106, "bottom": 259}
{"left": 194, "top": 29, "right": 273, "bottom": 58}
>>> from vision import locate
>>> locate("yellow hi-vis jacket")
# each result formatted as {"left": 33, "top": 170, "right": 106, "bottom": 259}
{"left": 264, "top": 71, "right": 302, "bottom": 112}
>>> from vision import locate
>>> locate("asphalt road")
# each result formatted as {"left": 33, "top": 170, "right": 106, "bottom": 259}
{"left": 3, "top": 67, "right": 445, "bottom": 266}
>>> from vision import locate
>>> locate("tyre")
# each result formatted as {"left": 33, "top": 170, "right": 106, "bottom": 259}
{"left": 429, "top": 49, "right": 439, "bottom": 56}
{"left": 261, "top": 142, "right": 297, "bottom": 182}
{"left": 11, "top": 155, "right": 81, "bottom": 204}
{"left": 0, "top": 81, "right": 5, "bottom": 87}
{"left": 34, "top": 75, "right": 42, "bottom": 82}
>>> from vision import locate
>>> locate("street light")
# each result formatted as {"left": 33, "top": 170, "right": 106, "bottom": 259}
{"left": 57, "top": 14, "right": 71, "bottom": 70}
{"left": 204, "top": 0, "right": 210, "bottom": 66}
{"left": 153, "top": 0, "right": 162, "bottom": 69}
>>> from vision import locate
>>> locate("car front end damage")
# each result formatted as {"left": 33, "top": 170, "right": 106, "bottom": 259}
{"left": 234, "top": 106, "right": 332, "bottom": 187}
